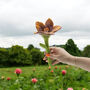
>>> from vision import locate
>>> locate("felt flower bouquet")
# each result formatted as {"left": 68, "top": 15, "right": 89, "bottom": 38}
{"left": 34, "top": 18, "right": 62, "bottom": 66}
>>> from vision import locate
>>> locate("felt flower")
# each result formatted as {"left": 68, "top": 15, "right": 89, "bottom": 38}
{"left": 34, "top": 18, "right": 61, "bottom": 35}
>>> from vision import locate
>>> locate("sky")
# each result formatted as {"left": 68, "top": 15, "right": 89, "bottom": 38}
{"left": 0, "top": 0, "right": 90, "bottom": 50}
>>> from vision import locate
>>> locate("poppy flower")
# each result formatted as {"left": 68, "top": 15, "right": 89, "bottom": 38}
{"left": 34, "top": 18, "right": 61, "bottom": 35}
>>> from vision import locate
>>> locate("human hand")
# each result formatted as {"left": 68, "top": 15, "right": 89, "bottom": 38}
{"left": 43, "top": 47, "right": 72, "bottom": 65}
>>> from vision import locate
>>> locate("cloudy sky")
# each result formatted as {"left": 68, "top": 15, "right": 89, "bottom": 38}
{"left": 0, "top": 0, "right": 90, "bottom": 50}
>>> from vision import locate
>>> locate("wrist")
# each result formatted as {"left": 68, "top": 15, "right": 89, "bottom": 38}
{"left": 64, "top": 55, "right": 76, "bottom": 66}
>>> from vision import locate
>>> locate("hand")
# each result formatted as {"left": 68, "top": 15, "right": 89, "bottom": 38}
{"left": 43, "top": 47, "right": 72, "bottom": 65}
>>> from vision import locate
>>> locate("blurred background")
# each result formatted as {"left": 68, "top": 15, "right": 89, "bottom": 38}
{"left": 0, "top": 0, "right": 90, "bottom": 66}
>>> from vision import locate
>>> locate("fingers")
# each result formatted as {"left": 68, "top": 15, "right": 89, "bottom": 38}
{"left": 49, "top": 54, "right": 58, "bottom": 59}
{"left": 50, "top": 47, "right": 56, "bottom": 54}
{"left": 52, "top": 60, "right": 60, "bottom": 65}
{"left": 43, "top": 56, "right": 55, "bottom": 62}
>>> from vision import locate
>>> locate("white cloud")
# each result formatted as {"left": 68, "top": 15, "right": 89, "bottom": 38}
{"left": 0, "top": 0, "right": 90, "bottom": 50}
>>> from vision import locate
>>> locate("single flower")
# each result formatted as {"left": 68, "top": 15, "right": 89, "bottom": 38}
{"left": 67, "top": 88, "right": 73, "bottom": 90}
{"left": 15, "top": 68, "right": 22, "bottom": 75}
{"left": 51, "top": 70, "right": 54, "bottom": 73}
{"left": 32, "top": 68, "right": 36, "bottom": 72}
{"left": 7, "top": 77, "right": 11, "bottom": 81}
{"left": 48, "top": 66, "right": 51, "bottom": 70}
{"left": 65, "top": 65, "right": 69, "bottom": 69}
{"left": 32, "top": 78, "right": 38, "bottom": 83}
{"left": 55, "top": 66, "right": 58, "bottom": 69}
{"left": 1, "top": 76, "right": 5, "bottom": 80}
{"left": 34, "top": 18, "right": 62, "bottom": 35}
{"left": 62, "top": 70, "right": 67, "bottom": 75}
{"left": 59, "top": 67, "right": 61, "bottom": 70}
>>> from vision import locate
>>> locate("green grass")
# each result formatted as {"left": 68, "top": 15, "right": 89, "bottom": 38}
{"left": 0, "top": 65, "right": 90, "bottom": 90}
{"left": 0, "top": 65, "right": 66, "bottom": 79}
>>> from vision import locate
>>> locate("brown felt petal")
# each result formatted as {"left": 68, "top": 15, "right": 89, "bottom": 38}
{"left": 52, "top": 25, "right": 62, "bottom": 33}
{"left": 45, "top": 18, "right": 54, "bottom": 28}
{"left": 36, "top": 25, "right": 41, "bottom": 31}
{"left": 36, "top": 22, "right": 45, "bottom": 31}
{"left": 34, "top": 32, "right": 38, "bottom": 34}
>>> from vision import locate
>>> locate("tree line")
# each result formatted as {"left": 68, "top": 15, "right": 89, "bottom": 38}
{"left": 0, "top": 39, "right": 90, "bottom": 67}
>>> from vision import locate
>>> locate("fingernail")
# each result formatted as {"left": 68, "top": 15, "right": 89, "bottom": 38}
{"left": 46, "top": 54, "right": 50, "bottom": 57}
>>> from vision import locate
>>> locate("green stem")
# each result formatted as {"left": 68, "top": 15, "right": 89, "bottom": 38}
{"left": 42, "top": 35, "right": 52, "bottom": 67}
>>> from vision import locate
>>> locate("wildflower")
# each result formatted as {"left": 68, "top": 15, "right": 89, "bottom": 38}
{"left": 32, "top": 68, "right": 36, "bottom": 72}
{"left": 51, "top": 70, "right": 54, "bottom": 73}
{"left": 55, "top": 66, "right": 57, "bottom": 69}
{"left": 67, "top": 88, "right": 73, "bottom": 90}
{"left": 7, "top": 77, "right": 11, "bottom": 81}
{"left": 48, "top": 66, "right": 51, "bottom": 70}
{"left": 62, "top": 70, "right": 66, "bottom": 75}
{"left": 59, "top": 89, "right": 63, "bottom": 90}
{"left": 59, "top": 67, "right": 61, "bottom": 70}
{"left": 65, "top": 65, "right": 69, "bottom": 69}
{"left": 15, "top": 68, "right": 22, "bottom": 76}
{"left": 82, "top": 88, "right": 88, "bottom": 90}
{"left": 32, "top": 78, "right": 38, "bottom": 83}
{"left": 1, "top": 76, "right": 5, "bottom": 80}
{"left": 34, "top": 18, "right": 61, "bottom": 35}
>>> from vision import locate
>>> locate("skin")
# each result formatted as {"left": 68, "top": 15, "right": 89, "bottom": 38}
{"left": 43, "top": 47, "right": 90, "bottom": 72}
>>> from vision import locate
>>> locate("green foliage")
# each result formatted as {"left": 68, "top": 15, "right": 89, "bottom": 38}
{"left": 27, "top": 44, "right": 34, "bottom": 50}
{"left": 64, "top": 39, "right": 81, "bottom": 56}
{"left": 0, "top": 39, "right": 90, "bottom": 67}
{"left": 8, "top": 45, "right": 32, "bottom": 66}
{"left": 30, "top": 48, "right": 44, "bottom": 65}
{"left": 82, "top": 45, "right": 90, "bottom": 57}
{"left": 0, "top": 48, "right": 9, "bottom": 66}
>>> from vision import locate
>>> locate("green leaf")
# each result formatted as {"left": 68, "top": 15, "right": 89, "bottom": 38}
{"left": 39, "top": 43, "right": 46, "bottom": 49}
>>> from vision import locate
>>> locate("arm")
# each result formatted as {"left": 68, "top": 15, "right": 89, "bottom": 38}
{"left": 46, "top": 47, "right": 90, "bottom": 72}
{"left": 71, "top": 56, "right": 90, "bottom": 72}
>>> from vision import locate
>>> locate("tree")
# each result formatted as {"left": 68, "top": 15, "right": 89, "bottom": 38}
{"left": 64, "top": 39, "right": 81, "bottom": 56}
{"left": 82, "top": 45, "right": 90, "bottom": 57}
{"left": 27, "top": 44, "right": 34, "bottom": 50}
{"left": 0, "top": 48, "right": 9, "bottom": 66}
{"left": 30, "top": 48, "right": 44, "bottom": 65}
{"left": 9, "top": 45, "right": 32, "bottom": 66}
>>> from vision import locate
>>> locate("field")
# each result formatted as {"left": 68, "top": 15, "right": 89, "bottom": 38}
{"left": 0, "top": 65, "right": 90, "bottom": 90}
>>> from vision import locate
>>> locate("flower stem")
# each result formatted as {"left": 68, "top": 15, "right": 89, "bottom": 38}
{"left": 42, "top": 35, "right": 52, "bottom": 67}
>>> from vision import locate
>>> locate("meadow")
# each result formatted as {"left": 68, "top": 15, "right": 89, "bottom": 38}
{"left": 0, "top": 65, "right": 90, "bottom": 90}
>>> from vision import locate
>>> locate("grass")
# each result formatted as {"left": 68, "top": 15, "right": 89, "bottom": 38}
{"left": 0, "top": 65, "right": 66, "bottom": 79}
{"left": 0, "top": 65, "right": 90, "bottom": 90}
